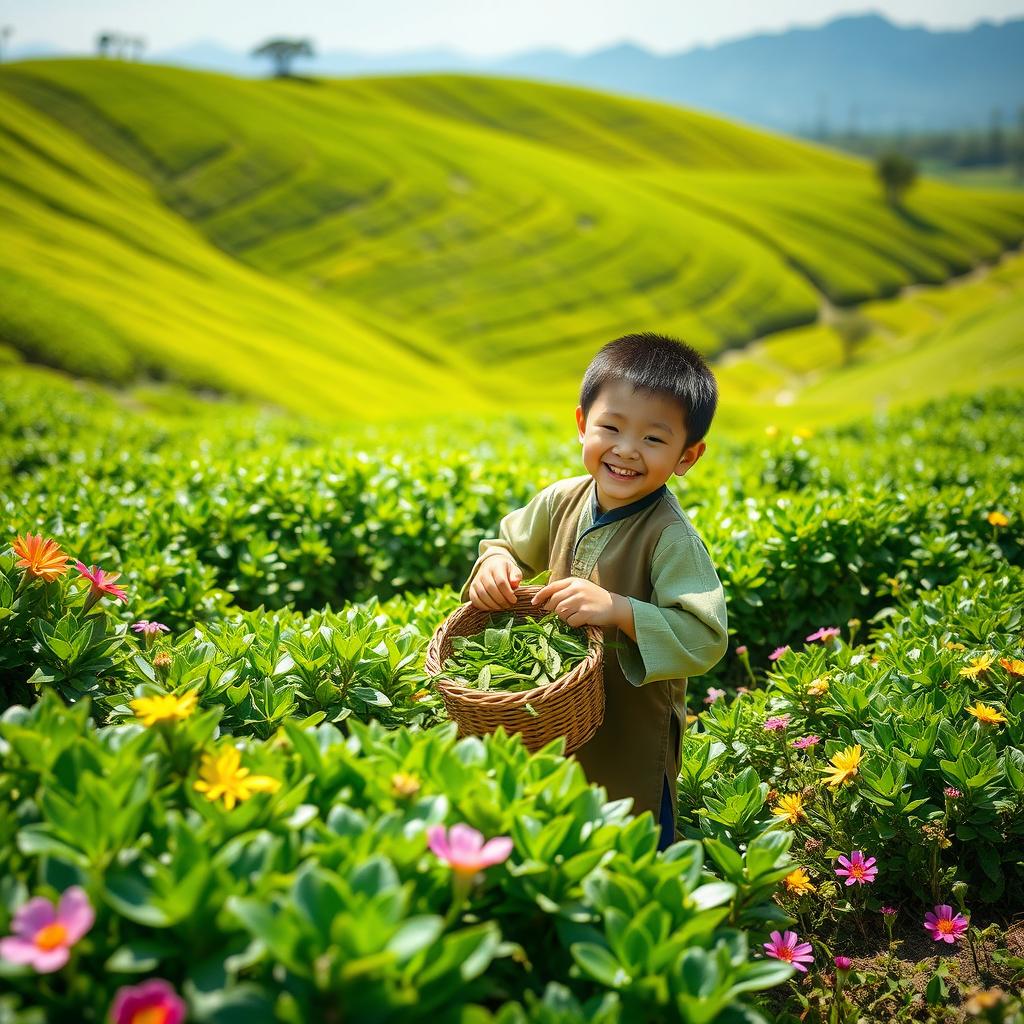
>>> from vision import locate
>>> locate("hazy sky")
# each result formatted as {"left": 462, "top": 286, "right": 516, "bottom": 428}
{"left": 3, "top": 0, "right": 1023, "bottom": 56}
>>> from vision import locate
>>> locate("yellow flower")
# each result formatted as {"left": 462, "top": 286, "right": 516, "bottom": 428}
{"left": 194, "top": 747, "right": 281, "bottom": 810}
{"left": 806, "top": 676, "right": 830, "bottom": 697}
{"left": 820, "top": 744, "right": 863, "bottom": 787}
{"left": 391, "top": 772, "right": 421, "bottom": 798}
{"left": 11, "top": 533, "right": 70, "bottom": 582}
{"left": 783, "top": 867, "right": 816, "bottom": 895}
{"left": 986, "top": 511, "right": 1009, "bottom": 527}
{"left": 999, "top": 657, "right": 1024, "bottom": 677}
{"left": 959, "top": 654, "right": 995, "bottom": 680}
{"left": 685, "top": 713, "right": 699, "bottom": 726}
{"left": 772, "top": 793, "right": 807, "bottom": 825}
{"left": 794, "top": 427, "right": 813, "bottom": 439}
{"left": 965, "top": 702, "right": 1007, "bottom": 726}
{"left": 130, "top": 690, "right": 198, "bottom": 727}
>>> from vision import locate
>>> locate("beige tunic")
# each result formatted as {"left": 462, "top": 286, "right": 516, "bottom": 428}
{"left": 459, "top": 473, "right": 729, "bottom": 832}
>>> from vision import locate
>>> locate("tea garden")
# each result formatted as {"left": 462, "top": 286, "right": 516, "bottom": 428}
{"left": 1, "top": 365, "right": 1023, "bottom": 1022}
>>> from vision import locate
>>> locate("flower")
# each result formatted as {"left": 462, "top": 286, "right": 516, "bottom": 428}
{"left": 783, "top": 867, "right": 816, "bottom": 895}
{"left": 1000, "top": 657, "right": 1024, "bottom": 677}
{"left": 768, "top": 645, "right": 790, "bottom": 662}
{"left": 806, "top": 676, "right": 830, "bottom": 697}
{"left": 820, "top": 744, "right": 863, "bottom": 787}
{"left": 763, "top": 714, "right": 791, "bottom": 732}
{"left": 427, "top": 823, "right": 512, "bottom": 877}
{"left": 944, "top": 787, "right": 962, "bottom": 799}
{"left": 964, "top": 988, "right": 1006, "bottom": 1014}
{"left": 763, "top": 930, "right": 814, "bottom": 972}
{"left": 391, "top": 772, "right": 421, "bottom": 798}
{"left": 772, "top": 793, "right": 807, "bottom": 825}
{"left": 11, "top": 534, "right": 69, "bottom": 582}
{"left": 110, "top": 979, "right": 186, "bottom": 1024}
{"left": 735, "top": 645, "right": 748, "bottom": 656}
{"left": 834, "top": 956, "right": 853, "bottom": 972}
{"left": 923, "top": 904, "right": 969, "bottom": 943}
{"left": 806, "top": 626, "right": 841, "bottom": 644}
{"left": 965, "top": 701, "right": 1007, "bottom": 725}
{"left": 131, "top": 620, "right": 170, "bottom": 636}
{"left": 130, "top": 691, "right": 198, "bottom": 727}
{"left": 193, "top": 747, "right": 280, "bottom": 810}
{"left": 0, "top": 887, "right": 94, "bottom": 973}
{"left": 704, "top": 687, "right": 726, "bottom": 704}
{"left": 793, "top": 735, "right": 821, "bottom": 749}
{"left": 685, "top": 713, "right": 699, "bottom": 726}
{"left": 987, "top": 511, "right": 1009, "bottom": 527}
{"left": 960, "top": 654, "right": 995, "bottom": 679}
{"left": 835, "top": 850, "right": 878, "bottom": 886}
{"left": 74, "top": 561, "right": 128, "bottom": 610}
{"left": 880, "top": 906, "right": 898, "bottom": 916}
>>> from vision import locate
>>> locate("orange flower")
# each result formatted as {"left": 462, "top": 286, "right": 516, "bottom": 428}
{"left": 1000, "top": 657, "right": 1024, "bottom": 677}
{"left": 986, "top": 511, "right": 1009, "bottom": 527}
{"left": 965, "top": 702, "right": 1007, "bottom": 726}
{"left": 783, "top": 867, "right": 816, "bottom": 895}
{"left": 11, "top": 533, "right": 69, "bottom": 582}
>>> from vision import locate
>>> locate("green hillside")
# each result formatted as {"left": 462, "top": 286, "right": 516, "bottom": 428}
{"left": 1, "top": 59, "right": 1023, "bottom": 419}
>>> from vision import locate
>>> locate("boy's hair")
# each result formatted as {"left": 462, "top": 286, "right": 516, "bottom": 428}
{"left": 579, "top": 332, "right": 718, "bottom": 448}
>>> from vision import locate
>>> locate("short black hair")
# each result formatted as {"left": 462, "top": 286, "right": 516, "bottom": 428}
{"left": 579, "top": 332, "right": 718, "bottom": 448}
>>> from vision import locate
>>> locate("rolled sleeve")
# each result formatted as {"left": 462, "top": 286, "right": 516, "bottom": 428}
{"left": 616, "top": 530, "right": 729, "bottom": 687}
{"left": 458, "top": 485, "right": 553, "bottom": 602}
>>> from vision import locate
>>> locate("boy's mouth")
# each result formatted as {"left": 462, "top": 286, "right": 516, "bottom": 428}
{"left": 604, "top": 463, "right": 642, "bottom": 480}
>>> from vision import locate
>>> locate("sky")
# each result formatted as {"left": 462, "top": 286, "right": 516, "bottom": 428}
{"left": 2, "top": 0, "right": 1023, "bottom": 57}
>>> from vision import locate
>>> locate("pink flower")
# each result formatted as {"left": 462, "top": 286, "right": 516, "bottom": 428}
{"left": 75, "top": 561, "right": 128, "bottom": 611}
{"left": 834, "top": 956, "right": 853, "bottom": 971}
{"left": 110, "top": 979, "right": 187, "bottom": 1024}
{"left": 735, "top": 645, "right": 748, "bottom": 656}
{"left": 763, "top": 715, "right": 791, "bottom": 732}
{"left": 704, "top": 688, "right": 726, "bottom": 704}
{"left": 835, "top": 850, "right": 878, "bottom": 886}
{"left": 736, "top": 686, "right": 751, "bottom": 694}
{"left": 0, "top": 887, "right": 94, "bottom": 973}
{"left": 793, "top": 735, "right": 821, "bottom": 749}
{"left": 763, "top": 929, "right": 814, "bottom": 972}
{"left": 132, "top": 621, "right": 169, "bottom": 635}
{"left": 806, "top": 626, "right": 841, "bottom": 644}
{"left": 944, "top": 787, "right": 962, "bottom": 799}
{"left": 924, "top": 904, "right": 969, "bottom": 943}
{"left": 880, "top": 906, "right": 898, "bottom": 916}
{"left": 427, "top": 823, "right": 512, "bottom": 877}
{"left": 768, "top": 646, "right": 790, "bottom": 662}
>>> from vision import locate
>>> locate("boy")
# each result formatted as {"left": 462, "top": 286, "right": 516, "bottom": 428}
{"left": 459, "top": 332, "right": 729, "bottom": 851}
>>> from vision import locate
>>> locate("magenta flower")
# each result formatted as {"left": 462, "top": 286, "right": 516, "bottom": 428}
{"left": 834, "top": 955, "right": 853, "bottom": 971}
{"left": 806, "top": 626, "right": 841, "bottom": 644}
{"left": 944, "top": 787, "right": 962, "bottom": 799}
{"left": 428, "top": 823, "right": 512, "bottom": 877}
{"left": 0, "top": 886, "right": 94, "bottom": 973}
{"left": 75, "top": 561, "right": 128, "bottom": 611}
{"left": 763, "top": 929, "right": 814, "bottom": 972}
{"left": 704, "top": 687, "right": 726, "bottom": 704}
{"left": 735, "top": 645, "right": 748, "bottom": 656}
{"left": 132, "top": 620, "right": 169, "bottom": 636}
{"left": 793, "top": 735, "right": 821, "bottom": 749}
{"left": 768, "top": 645, "right": 790, "bottom": 662}
{"left": 835, "top": 850, "right": 878, "bottom": 886}
{"left": 763, "top": 714, "right": 791, "bottom": 732}
{"left": 110, "top": 979, "right": 186, "bottom": 1024}
{"left": 924, "top": 904, "right": 969, "bottom": 943}
{"left": 880, "top": 906, "right": 898, "bottom": 916}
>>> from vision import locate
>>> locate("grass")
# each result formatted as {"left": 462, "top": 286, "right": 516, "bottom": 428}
{"left": 2, "top": 59, "right": 1023, "bottom": 420}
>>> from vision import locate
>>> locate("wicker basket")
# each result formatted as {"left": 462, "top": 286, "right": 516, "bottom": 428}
{"left": 425, "top": 585, "right": 605, "bottom": 754}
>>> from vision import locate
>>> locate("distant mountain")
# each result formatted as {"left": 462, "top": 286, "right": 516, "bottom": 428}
{"left": 9, "top": 12, "right": 1023, "bottom": 132}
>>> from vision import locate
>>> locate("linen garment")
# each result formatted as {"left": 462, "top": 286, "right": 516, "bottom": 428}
{"left": 459, "top": 473, "right": 729, "bottom": 837}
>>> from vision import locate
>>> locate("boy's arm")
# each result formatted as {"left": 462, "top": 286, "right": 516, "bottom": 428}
{"left": 458, "top": 485, "right": 554, "bottom": 602}
{"left": 615, "top": 525, "right": 729, "bottom": 687}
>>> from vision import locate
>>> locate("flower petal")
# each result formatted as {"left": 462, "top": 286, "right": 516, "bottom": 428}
{"left": 11, "top": 897, "right": 57, "bottom": 937}
{"left": 56, "top": 887, "right": 94, "bottom": 943}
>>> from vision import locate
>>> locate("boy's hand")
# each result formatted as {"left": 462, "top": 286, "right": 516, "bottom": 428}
{"left": 468, "top": 556, "right": 523, "bottom": 611}
{"left": 530, "top": 577, "right": 624, "bottom": 630}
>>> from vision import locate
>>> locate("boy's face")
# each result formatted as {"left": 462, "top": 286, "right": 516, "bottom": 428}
{"left": 575, "top": 379, "right": 706, "bottom": 511}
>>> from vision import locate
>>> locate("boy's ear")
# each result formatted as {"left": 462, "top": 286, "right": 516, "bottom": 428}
{"left": 675, "top": 440, "right": 706, "bottom": 476}
{"left": 575, "top": 405, "right": 586, "bottom": 442}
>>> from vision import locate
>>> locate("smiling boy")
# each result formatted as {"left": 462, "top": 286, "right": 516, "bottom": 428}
{"left": 460, "top": 332, "right": 729, "bottom": 851}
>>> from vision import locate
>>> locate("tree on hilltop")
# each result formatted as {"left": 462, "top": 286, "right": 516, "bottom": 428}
{"left": 875, "top": 152, "right": 918, "bottom": 208}
{"left": 251, "top": 38, "right": 314, "bottom": 78}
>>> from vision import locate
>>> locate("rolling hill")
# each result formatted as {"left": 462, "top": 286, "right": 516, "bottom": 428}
{"left": 1, "top": 59, "right": 1022, "bottom": 420}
